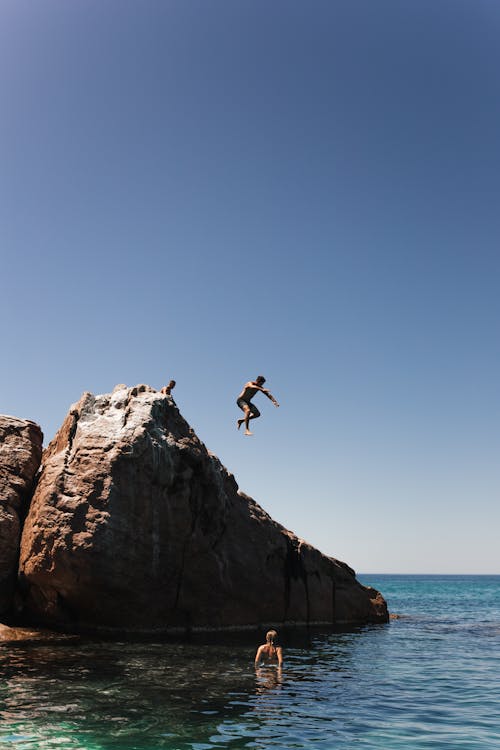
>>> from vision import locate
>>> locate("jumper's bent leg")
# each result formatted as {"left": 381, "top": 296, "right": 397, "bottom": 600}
{"left": 245, "top": 406, "right": 260, "bottom": 435}
{"left": 244, "top": 407, "right": 253, "bottom": 435}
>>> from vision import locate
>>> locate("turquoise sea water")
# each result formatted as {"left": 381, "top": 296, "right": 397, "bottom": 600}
{"left": 1, "top": 575, "right": 499, "bottom": 750}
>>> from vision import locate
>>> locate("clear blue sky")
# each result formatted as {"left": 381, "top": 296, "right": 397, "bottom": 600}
{"left": 2, "top": 1, "right": 499, "bottom": 574}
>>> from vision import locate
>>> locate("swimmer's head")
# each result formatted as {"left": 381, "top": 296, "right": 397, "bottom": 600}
{"left": 266, "top": 629, "right": 278, "bottom": 644}
{"left": 256, "top": 375, "right": 266, "bottom": 385}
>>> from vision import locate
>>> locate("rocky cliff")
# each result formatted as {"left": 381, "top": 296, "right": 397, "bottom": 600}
{"left": 0, "top": 416, "right": 43, "bottom": 615}
{"left": 17, "top": 385, "right": 388, "bottom": 633}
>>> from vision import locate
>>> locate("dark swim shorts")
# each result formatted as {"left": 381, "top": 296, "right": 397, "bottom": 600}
{"left": 236, "top": 398, "right": 260, "bottom": 417}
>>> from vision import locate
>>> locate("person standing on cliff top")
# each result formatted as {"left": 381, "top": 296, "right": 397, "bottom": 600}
{"left": 161, "top": 380, "right": 176, "bottom": 396}
{"left": 236, "top": 375, "right": 279, "bottom": 436}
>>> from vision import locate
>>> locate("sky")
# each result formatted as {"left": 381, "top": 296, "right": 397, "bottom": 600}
{"left": 1, "top": 0, "right": 499, "bottom": 575}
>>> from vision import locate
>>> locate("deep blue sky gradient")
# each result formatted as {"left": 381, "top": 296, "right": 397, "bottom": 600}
{"left": 2, "top": 1, "right": 499, "bottom": 572}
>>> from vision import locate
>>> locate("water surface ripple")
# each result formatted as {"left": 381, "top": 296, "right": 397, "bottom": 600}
{"left": 1, "top": 575, "right": 499, "bottom": 749}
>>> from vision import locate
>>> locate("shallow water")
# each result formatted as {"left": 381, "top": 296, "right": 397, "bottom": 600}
{"left": 1, "top": 575, "right": 499, "bottom": 749}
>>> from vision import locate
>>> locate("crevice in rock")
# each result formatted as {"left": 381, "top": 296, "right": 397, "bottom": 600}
{"left": 283, "top": 537, "right": 310, "bottom": 626}
{"left": 210, "top": 519, "right": 227, "bottom": 551}
{"left": 173, "top": 482, "right": 203, "bottom": 612}
{"left": 56, "top": 410, "right": 80, "bottom": 498}
{"left": 18, "top": 466, "right": 42, "bottom": 528}
{"left": 66, "top": 410, "right": 79, "bottom": 456}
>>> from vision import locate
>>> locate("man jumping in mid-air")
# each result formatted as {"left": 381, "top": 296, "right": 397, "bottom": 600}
{"left": 236, "top": 375, "right": 280, "bottom": 436}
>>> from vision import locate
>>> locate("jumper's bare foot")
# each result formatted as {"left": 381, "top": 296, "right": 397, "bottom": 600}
{"left": 237, "top": 419, "right": 244, "bottom": 430}
{"left": 245, "top": 430, "right": 253, "bottom": 436}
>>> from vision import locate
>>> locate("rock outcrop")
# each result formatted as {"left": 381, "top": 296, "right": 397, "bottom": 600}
{"left": 0, "top": 416, "right": 43, "bottom": 615}
{"left": 18, "top": 385, "right": 388, "bottom": 633}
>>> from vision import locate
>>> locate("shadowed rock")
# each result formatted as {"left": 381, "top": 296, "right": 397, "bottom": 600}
{"left": 0, "top": 416, "right": 43, "bottom": 615}
{"left": 18, "top": 385, "right": 388, "bottom": 633}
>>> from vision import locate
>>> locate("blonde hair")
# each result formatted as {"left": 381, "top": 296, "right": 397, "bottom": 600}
{"left": 266, "top": 629, "right": 278, "bottom": 644}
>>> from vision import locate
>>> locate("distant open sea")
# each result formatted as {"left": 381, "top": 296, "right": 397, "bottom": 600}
{"left": 1, "top": 575, "right": 499, "bottom": 749}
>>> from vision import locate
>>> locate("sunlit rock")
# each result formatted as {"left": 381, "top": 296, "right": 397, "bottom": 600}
{"left": 19, "top": 385, "right": 388, "bottom": 633}
{"left": 0, "top": 415, "right": 42, "bottom": 614}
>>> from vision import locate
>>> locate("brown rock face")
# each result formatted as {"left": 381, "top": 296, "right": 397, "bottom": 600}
{"left": 0, "top": 416, "right": 43, "bottom": 614}
{"left": 19, "top": 385, "right": 388, "bottom": 633}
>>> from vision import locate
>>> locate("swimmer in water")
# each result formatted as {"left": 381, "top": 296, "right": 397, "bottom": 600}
{"left": 236, "top": 376, "right": 279, "bottom": 436}
{"left": 254, "top": 629, "right": 283, "bottom": 666}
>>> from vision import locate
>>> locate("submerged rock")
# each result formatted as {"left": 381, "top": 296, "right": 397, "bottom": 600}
{"left": 18, "top": 385, "right": 388, "bottom": 633}
{"left": 0, "top": 416, "right": 43, "bottom": 615}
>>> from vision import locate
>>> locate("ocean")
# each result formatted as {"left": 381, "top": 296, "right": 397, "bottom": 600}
{"left": 0, "top": 575, "right": 499, "bottom": 749}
